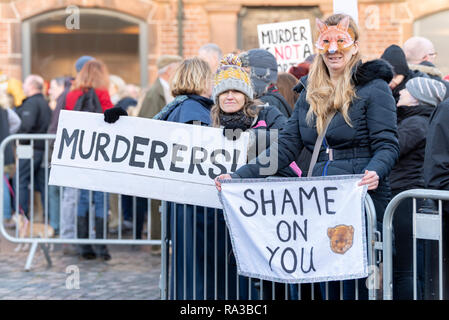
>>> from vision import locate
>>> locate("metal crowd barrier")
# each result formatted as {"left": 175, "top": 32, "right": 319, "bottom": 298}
{"left": 0, "top": 134, "right": 161, "bottom": 271}
{"left": 382, "top": 189, "right": 449, "bottom": 300}
{"left": 160, "top": 194, "right": 381, "bottom": 300}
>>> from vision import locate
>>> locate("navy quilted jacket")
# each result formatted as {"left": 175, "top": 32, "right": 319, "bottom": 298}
{"left": 233, "top": 59, "right": 399, "bottom": 203}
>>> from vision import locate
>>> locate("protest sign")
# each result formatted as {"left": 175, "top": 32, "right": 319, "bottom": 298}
{"left": 49, "top": 110, "right": 249, "bottom": 208}
{"left": 219, "top": 175, "right": 368, "bottom": 283}
{"left": 257, "top": 19, "right": 314, "bottom": 72}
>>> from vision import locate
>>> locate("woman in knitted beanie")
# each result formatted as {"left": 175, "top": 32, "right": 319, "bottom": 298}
{"left": 211, "top": 54, "right": 303, "bottom": 300}
{"left": 211, "top": 54, "right": 303, "bottom": 179}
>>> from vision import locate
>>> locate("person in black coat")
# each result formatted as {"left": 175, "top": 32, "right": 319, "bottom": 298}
{"left": 239, "top": 49, "right": 292, "bottom": 118}
{"left": 424, "top": 101, "right": 449, "bottom": 192}
{"left": 216, "top": 14, "right": 400, "bottom": 300}
{"left": 380, "top": 44, "right": 428, "bottom": 103}
{"left": 14, "top": 75, "right": 52, "bottom": 218}
{"left": 423, "top": 86, "right": 449, "bottom": 300}
{"left": 389, "top": 77, "right": 447, "bottom": 300}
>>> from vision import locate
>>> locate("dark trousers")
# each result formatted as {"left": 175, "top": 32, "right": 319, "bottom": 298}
{"left": 422, "top": 201, "right": 449, "bottom": 300}
{"left": 15, "top": 149, "right": 46, "bottom": 217}
{"left": 122, "top": 195, "right": 147, "bottom": 239}
{"left": 167, "top": 203, "right": 258, "bottom": 300}
{"left": 391, "top": 189, "right": 425, "bottom": 300}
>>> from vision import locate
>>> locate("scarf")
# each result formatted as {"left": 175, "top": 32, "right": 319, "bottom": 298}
{"left": 219, "top": 109, "right": 254, "bottom": 130}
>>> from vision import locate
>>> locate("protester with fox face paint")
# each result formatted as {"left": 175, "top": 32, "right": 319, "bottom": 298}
{"left": 215, "top": 14, "right": 399, "bottom": 300}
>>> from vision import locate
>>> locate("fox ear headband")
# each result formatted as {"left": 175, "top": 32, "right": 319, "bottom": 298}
{"left": 315, "top": 16, "right": 355, "bottom": 54}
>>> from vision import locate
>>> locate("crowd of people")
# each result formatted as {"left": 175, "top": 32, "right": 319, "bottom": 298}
{"left": 1, "top": 12, "right": 449, "bottom": 300}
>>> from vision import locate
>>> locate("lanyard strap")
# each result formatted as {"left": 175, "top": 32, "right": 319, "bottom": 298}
{"left": 307, "top": 111, "right": 336, "bottom": 177}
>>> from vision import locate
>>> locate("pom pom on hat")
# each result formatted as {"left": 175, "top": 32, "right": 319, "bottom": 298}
{"left": 219, "top": 54, "right": 243, "bottom": 67}
{"left": 212, "top": 54, "right": 254, "bottom": 104}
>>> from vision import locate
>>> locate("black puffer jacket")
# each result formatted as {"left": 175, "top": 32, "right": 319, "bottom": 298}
{"left": 233, "top": 59, "right": 400, "bottom": 218}
{"left": 390, "top": 104, "right": 433, "bottom": 191}
{"left": 424, "top": 98, "right": 449, "bottom": 191}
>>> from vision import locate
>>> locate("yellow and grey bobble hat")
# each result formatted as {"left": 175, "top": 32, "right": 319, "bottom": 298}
{"left": 211, "top": 54, "right": 254, "bottom": 104}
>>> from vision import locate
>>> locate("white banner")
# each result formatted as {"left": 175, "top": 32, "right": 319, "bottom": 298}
{"left": 219, "top": 175, "right": 368, "bottom": 283}
{"left": 257, "top": 19, "right": 314, "bottom": 72}
{"left": 49, "top": 110, "right": 249, "bottom": 208}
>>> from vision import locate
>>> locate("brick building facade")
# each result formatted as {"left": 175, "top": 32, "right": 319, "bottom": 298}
{"left": 0, "top": 0, "right": 448, "bottom": 86}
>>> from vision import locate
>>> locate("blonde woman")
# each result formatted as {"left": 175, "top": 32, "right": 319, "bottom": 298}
{"left": 215, "top": 14, "right": 399, "bottom": 299}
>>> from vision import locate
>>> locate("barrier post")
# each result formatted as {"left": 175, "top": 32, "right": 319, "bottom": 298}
{"left": 160, "top": 200, "right": 169, "bottom": 300}
{"left": 383, "top": 189, "right": 449, "bottom": 300}
{"left": 1, "top": 134, "right": 162, "bottom": 272}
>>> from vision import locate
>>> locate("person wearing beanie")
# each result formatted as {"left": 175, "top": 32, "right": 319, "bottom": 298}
{"left": 405, "top": 77, "right": 447, "bottom": 108}
{"left": 389, "top": 76, "right": 446, "bottom": 300}
{"left": 239, "top": 49, "right": 292, "bottom": 117}
{"left": 211, "top": 54, "right": 301, "bottom": 175}
{"left": 211, "top": 54, "right": 303, "bottom": 300}
{"left": 75, "top": 55, "right": 94, "bottom": 73}
{"left": 380, "top": 44, "right": 428, "bottom": 103}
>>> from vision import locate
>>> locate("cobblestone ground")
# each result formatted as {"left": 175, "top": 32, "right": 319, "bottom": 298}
{"left": 0, "top": 235, "right": 163, "bottom": 300}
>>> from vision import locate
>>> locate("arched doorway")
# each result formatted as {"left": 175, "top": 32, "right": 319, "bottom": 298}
{"left": 22, "top": 8, "right": 148, "bottom": 87}
{"left": 414, "top": 10, "right": 449, "bottom": 77}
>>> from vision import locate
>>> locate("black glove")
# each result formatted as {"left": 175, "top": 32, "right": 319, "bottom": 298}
{"left": 104, "top": 107, "right": 128, "bottom": 123}
{"left": 222, "top": 123, "right": 248, "bottom": 141}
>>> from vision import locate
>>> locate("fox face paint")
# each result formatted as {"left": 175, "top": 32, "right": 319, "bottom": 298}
{"left": 315, "top": 16, "right": 355, "bottom": 54}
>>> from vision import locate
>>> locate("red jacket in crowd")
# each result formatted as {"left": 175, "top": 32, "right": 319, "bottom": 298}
{"left": 65, "top": 88, "right": 114, "bottom": 113}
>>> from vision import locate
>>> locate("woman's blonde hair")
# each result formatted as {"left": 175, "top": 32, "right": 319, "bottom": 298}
{"left": 306, "top": 14, "right": 362, "bottom": 135}
{"left": 210, "top": 94, "right": 260, "bottom": 127}
{"left": 171, "top": 57, "right": 212, "bottom": 97}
